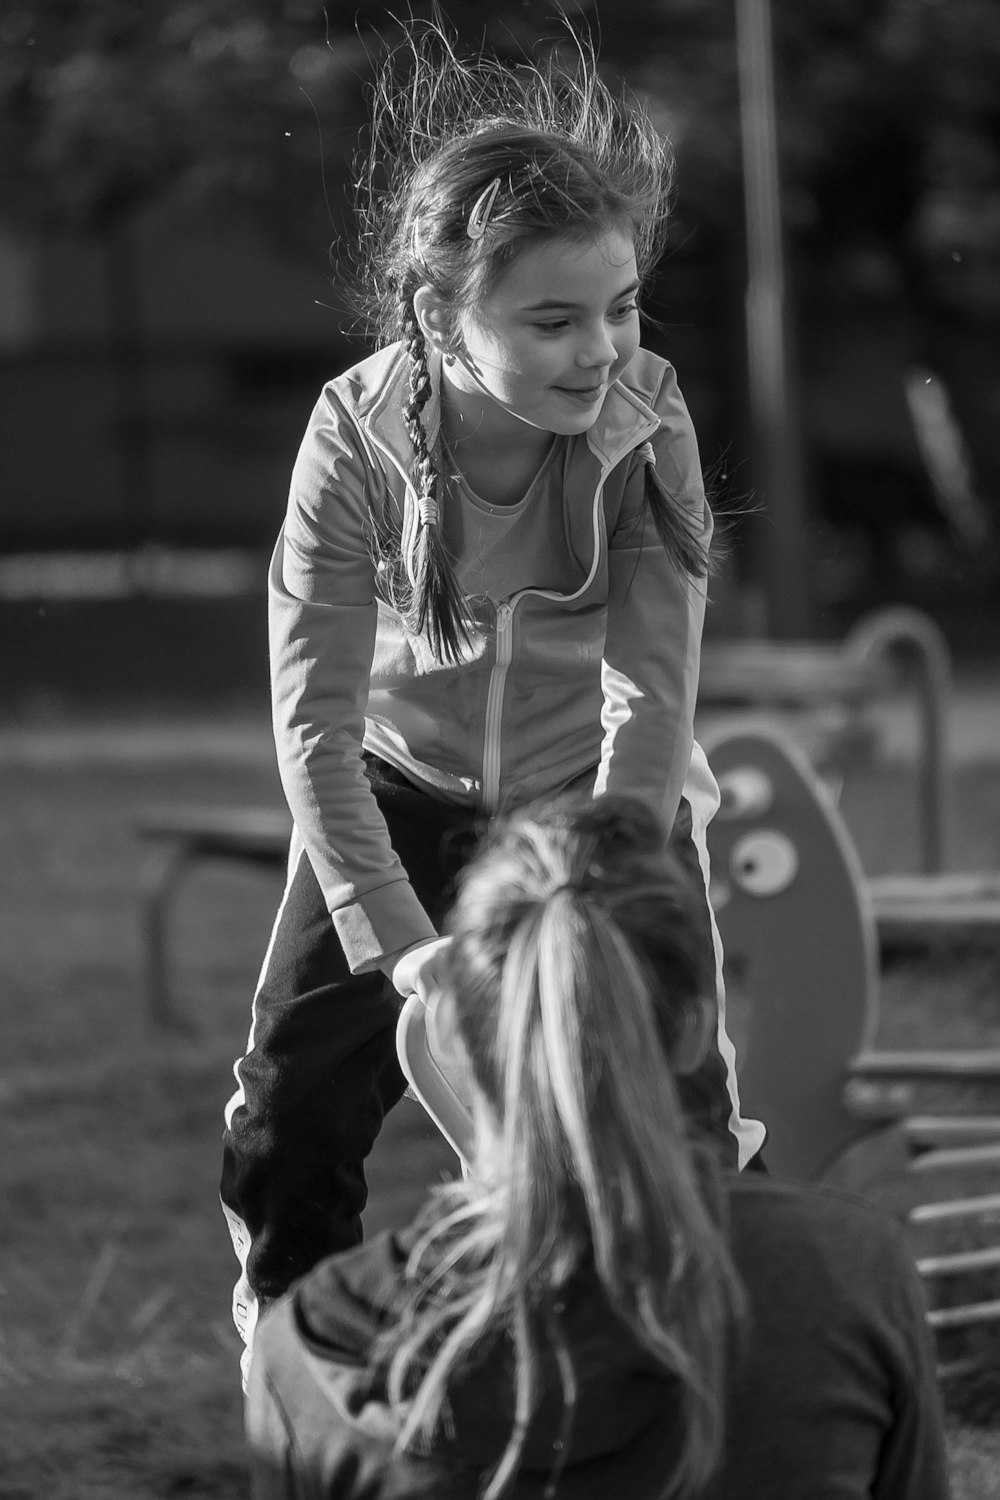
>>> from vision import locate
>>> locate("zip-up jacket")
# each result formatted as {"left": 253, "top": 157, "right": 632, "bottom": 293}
{"left": 270, "top": 342, "right": 712, "bottom": 975}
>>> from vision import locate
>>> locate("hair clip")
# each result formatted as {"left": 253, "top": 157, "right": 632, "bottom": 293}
{"left": 466, "top": 178, "right": 502, "bottom": 241}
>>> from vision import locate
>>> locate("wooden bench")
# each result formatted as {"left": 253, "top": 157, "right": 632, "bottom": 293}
{"left": 136, "top": 804, "right": 290, "bottom": 1028}
{"left": 867, "top": 873, "right": 1000, "bottom": 950}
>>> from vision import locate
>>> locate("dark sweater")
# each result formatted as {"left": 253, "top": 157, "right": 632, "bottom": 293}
{"left": 246, "top": 1174, "right": 950, "bottom": 1499}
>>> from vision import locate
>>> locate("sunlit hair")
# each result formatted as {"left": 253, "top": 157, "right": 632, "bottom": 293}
{"left": 353, "top": 20, "right": 711, "bottom": 665}
{"left": 377, "top": 794, "right": 744, "bottom": 1500}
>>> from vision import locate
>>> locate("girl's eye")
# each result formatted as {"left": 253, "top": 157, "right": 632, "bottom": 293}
{"left": 531, "top": 304, "right": 637, "bottom": 333}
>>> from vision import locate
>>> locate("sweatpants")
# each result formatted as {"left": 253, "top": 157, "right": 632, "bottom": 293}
{"left": 221, "top": 746, "right": 761, "bottom": 1362}
{"left": 221, "top": 755, "right": 480, "bottom": 1356}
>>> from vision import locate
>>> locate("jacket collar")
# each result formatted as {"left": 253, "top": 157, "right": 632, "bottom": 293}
{"left": 354, "top": 342, "right": 661, "bottom": 489}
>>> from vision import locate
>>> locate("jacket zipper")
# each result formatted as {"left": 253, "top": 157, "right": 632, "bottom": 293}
{"left": 478, "top": 417, "right": 660, "bottom": 811}
{"left": 363, "top": 397, "right": 659, "bottom": 811}
{"left": 482, "top": 601, "right": 513, "bottom": 813}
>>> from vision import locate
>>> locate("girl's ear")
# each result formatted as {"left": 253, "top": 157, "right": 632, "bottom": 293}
{"left": 413, "top": 285, "right": 454, "bottom": 353}
{"left": 673, "top": 994, "right": 715, "bottom": 1077}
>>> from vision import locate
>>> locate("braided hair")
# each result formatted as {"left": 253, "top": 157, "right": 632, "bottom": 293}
{"left": 399, "top": 305, "right": 472, "bottom": 663}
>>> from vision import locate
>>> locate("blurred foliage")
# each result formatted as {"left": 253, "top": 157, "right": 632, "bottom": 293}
{"left": 0, "top": 0, "right": 997, "bottom": 308}
{"left": 0, "top": 0, "right": 373, "bottom": 250}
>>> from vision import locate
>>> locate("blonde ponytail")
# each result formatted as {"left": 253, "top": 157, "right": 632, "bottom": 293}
{"left": 378, "top": 795, "right": 744, "bottom": 1500}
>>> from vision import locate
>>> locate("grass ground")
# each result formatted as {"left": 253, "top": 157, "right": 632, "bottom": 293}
{"left": 0, "top": 734, "right": 997, "bottom": 1496}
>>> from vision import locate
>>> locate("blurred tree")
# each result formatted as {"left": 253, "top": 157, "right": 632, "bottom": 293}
{"left": 0, "top": 1, "right": 360, "bottom": 246}
{"left": 8, "top": 0, "right": 993, "bottom": 283}
{"left": 0, "top": 0, "right": 378, "bottom": 535}
{"left": 0, "top": 0, "right": 996, "bottom": 583}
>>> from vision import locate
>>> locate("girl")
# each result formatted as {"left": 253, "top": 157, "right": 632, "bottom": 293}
{"left": 245, "top": 795, "right": 948, "bottom": 1500}
{"left": 221, "top": 24, "right": 764, "bottom": 1377}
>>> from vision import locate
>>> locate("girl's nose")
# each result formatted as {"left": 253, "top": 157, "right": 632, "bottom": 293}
{"left": 576, "top": 323, "right": 617, "bottom": 369}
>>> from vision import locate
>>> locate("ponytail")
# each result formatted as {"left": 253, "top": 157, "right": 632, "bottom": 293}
{"left": 378, "top": 796, "right": 744, "bottom": 1500}
{"left": 503, "top": 884, "right": 736, "bottom": 1499}
{"left": 367, "top": 303, "right": 472, "bottom": 665}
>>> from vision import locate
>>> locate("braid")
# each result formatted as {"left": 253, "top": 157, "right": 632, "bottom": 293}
{"left": 368, "top": 305, "right": 471, "bottom": 666}
{"left": 641, "top": 457, "right": 714, "bottom": 581}
{"left": 402, "top": 310, "right": 438, "bottom": 520}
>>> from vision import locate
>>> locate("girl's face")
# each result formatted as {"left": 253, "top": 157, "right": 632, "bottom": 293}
{"left": 442, "top": 228, "right": 641, "bottom": 444}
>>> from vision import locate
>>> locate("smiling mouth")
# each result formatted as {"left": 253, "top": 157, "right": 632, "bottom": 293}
{"left": 555, "top": 384, "right": 605, "bottom": 401}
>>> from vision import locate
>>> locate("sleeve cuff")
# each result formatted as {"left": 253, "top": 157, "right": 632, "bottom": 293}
{"left": 331, "top": 879, "right": 438, "bottom": 975}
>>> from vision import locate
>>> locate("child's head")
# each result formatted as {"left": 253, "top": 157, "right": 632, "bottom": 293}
{"left": 385, "top": 794, "right": 740, "bottom": 1500}
{"left": 443, "top": 792, "right": 716, "bottom": 1136}
{"left": 354, "top": 24, "right": 710, "bottom": 665}
{"left": 414, "top": 227, "right": 642, "bottom": 444}
{"left": 360, "top": 29, "right": 674, "bottom": 353}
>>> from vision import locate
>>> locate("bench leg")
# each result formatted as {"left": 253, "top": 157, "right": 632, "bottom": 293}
{"left": 138, "top": 843, "right": 197, "bottom": 1031}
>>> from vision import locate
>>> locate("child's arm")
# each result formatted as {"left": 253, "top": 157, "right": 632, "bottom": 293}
{"left": 595, "top": 365, "right": 711, "bottom": 829}
{"left": 270, "top": 388, "right": 439, "bottom": 979}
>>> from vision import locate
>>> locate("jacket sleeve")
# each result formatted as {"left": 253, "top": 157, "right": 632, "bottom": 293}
{"left": 270, "top": 388, "right": 438, "bottom": 973}
{"left": 594, "top": 365, "right": 711, "bottom": 831}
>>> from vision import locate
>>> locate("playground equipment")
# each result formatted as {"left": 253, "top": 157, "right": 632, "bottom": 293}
{"left": 705, "top": 724, "right": 1000, "bottom": 1351}
{"left": 698, "top": 605, "right": 953, "bottom": 873}
{"left": 699, "top": 606, "right": 1000, "bottom": 953}
{"left": 396, "top": 991, "right": 475, "bottom": 1165}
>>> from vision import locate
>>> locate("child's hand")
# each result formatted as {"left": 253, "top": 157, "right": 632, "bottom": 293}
{"left": 388, "top": 936, "right": 453, "bottom": 1003}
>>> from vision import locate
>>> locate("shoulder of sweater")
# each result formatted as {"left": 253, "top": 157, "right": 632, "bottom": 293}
{"left": 727, "top": 1172, "right": 909, "bottom": 1277}
{"left": 321, "top": 342, "right": 408, "bottom": 419}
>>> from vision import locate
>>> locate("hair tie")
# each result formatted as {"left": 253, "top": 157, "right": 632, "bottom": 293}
{"left": 418, "top": 495, "right": 439, "bottom": 528}
{"left": 467, "top": 178, "right": 502, "bottom": 240}
{"left": 550, "top": 880, "right": 588, "bottom": 901}
{"left": 637, "top": 441, "right": 657, "bottom": 467}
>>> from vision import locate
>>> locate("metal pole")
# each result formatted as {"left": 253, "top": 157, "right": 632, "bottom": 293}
{"left": 735, "top": 0, "right": 810, "bottom": 636}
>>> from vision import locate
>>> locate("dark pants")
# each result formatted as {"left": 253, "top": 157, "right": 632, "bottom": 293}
{"left": 221, "top": 756, "right": 481, "bottom": 1309}
{"left": 221, "top": 757, "right": 743, "bottom": 1316}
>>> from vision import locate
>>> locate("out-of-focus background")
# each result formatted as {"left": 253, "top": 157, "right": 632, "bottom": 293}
{"left": 1, "top": 2, "right": 999, "bottom": 1496}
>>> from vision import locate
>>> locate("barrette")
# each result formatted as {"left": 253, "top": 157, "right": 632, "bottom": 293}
{"left": 466, "top": 177, "right": 502, "bottom": 240}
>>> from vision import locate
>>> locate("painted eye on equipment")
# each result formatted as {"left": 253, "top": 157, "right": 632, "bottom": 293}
{"left": 729, "top": 831, "right": 799, "bottom": 897}
{"left": 716, "top": 767, "right": 774, "bottom": 820}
